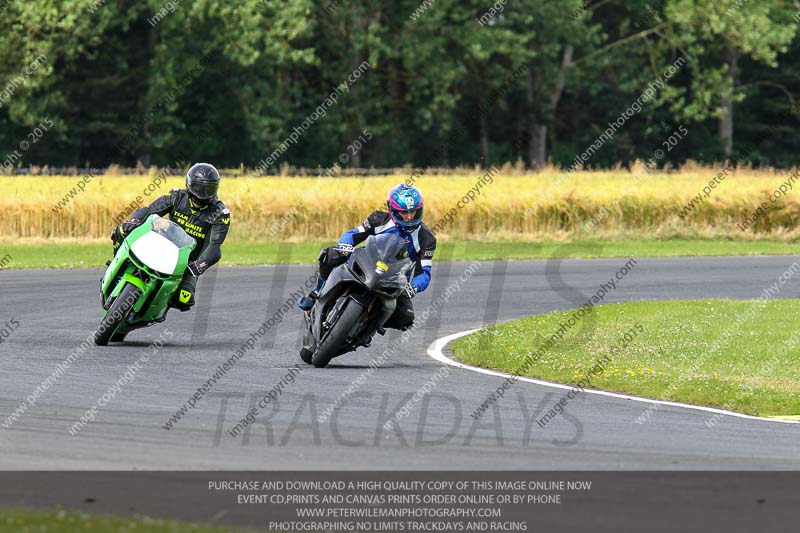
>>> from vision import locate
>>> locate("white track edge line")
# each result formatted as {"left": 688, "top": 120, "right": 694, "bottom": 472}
{"left": 427, "top": 329, "right": 800, "bottom": 425}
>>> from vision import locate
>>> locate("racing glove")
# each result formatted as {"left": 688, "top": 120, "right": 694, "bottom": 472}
{"left": 403, "top": 283, "right": 417, "bottom": 299}
{"left": 187, "top": 259, "right": 209, "bottom": 277}
{"left": 120, "top": 218, "right": 141, "bottom": 236}
{"left": 112, "top": 218, "right": 141, "bottom": 251}
{"left": 335, "top": 243, "right": 355, "bottom": 255}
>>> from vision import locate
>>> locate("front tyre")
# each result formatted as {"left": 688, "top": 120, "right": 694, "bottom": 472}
{"left": 94, "top": 283, "right": 141, "bottom": 346}
{"left": 311, "top": 300, "right": 364, "bottom": 368}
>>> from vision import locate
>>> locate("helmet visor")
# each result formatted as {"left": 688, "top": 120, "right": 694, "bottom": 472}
{"left": 390, "top": 206, "right": 424, "bottom": 228}
{"left": 395, "top": 208, "right": 422, "bottom": 222}
{"left": 188, "top": 180, "right": 219, "bottom": 200}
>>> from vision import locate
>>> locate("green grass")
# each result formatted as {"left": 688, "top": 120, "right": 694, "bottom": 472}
{"left": 0, "top": 508, "right": 257, "bottom": 533}
{"left": 2, "top": 238, "right": 800, "bottom": 269}
{"left": 451, "top": 299, "right": 800, "bottom": 417}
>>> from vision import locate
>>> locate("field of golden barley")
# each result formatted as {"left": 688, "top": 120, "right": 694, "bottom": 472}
{"left": 3, "top": 163, "right": 800, "bottom": 242}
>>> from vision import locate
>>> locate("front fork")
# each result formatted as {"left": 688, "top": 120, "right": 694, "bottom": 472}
{"left": 307, "top": 287, "right": 363, "bottom": 349}
{"left": 323, "top": 289, "right": 353, "bottom": 329}
{"left": 103, "top": 271, "right": 148, "bottom": 311}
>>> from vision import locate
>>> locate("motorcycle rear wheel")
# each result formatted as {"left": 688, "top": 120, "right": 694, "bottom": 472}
{"left": 299, "top": 346, "right": 313, "bottom": 364}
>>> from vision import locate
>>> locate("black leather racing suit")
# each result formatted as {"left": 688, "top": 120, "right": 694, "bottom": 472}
{"left": 112, "top": 188, "right": 231, "bottom": 308}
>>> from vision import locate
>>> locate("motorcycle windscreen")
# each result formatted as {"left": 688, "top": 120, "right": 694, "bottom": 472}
{"left": 365, "top": 234, "right": 408, "bottom": 264}
{"left": 363, "top": 234, "right": 413, "bottom": 284}
{"left": 151, "top": 215, "right": 196, "bottom": 249}
{"left": 131, "top": 217, "right": 196, "bottom": 275}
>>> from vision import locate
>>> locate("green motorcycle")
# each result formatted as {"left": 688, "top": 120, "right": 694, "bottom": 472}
{"left": 95, "top": 214, "right": 196, "bottom": 345}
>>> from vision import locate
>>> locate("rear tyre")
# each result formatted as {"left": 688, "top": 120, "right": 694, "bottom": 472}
{"left": 299, "top": 346, "right": 313, "bottom": 364}
{"left": 95, "top": 283, "right": 141, "bottom": 346}
{"left": 311, "top": 300, "right": 364, "bottom": 368}
{"left": 299, "top": 311, "right": 315, "bottom": 364}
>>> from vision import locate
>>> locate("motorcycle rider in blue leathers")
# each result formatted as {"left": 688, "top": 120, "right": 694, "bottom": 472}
{"left": 297, "top": 184, "right": 436, "bottom": 331}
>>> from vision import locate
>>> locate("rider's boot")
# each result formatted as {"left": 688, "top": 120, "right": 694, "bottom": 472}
{"left": 297, "top": 274, "right": 326, "bottom": 311}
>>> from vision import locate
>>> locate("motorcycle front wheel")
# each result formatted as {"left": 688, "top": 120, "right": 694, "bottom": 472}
{"left": 311, "top": 300, "right": 364, "bottom": 368}
{"left": 94, "top": 283, "right": 141, "bottom": 346}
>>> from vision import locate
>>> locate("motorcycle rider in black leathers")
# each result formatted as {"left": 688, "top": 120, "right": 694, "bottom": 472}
{"left": 111, "top": 163, "right": 231, "bottom": 311}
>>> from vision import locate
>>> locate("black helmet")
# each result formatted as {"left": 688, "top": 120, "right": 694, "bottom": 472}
{"left": 186, "top": 163, "right": 220, "bottom": 205}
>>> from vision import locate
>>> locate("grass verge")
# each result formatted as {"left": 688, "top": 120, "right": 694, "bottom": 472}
{"left": 0, "top": 508, "right": 257, "bottom": 533}
{"left": 451, "top": 299, "right": 800, "bottom": 417}
{"left": 1, "top": 238, "right": 800, "bottom": 269}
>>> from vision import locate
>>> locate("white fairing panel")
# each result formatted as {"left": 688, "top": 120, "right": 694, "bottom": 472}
{"left": 131, "top": 232, "right": 181, "bottom": 275}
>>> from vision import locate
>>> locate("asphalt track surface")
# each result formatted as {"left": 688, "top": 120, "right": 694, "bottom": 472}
{"left": 2, "top": 255, "right": 800, "bottom": 471}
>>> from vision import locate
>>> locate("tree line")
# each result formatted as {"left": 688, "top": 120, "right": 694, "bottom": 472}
{"left": 0, "top": 0, "right": 798, "bottom": 171}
